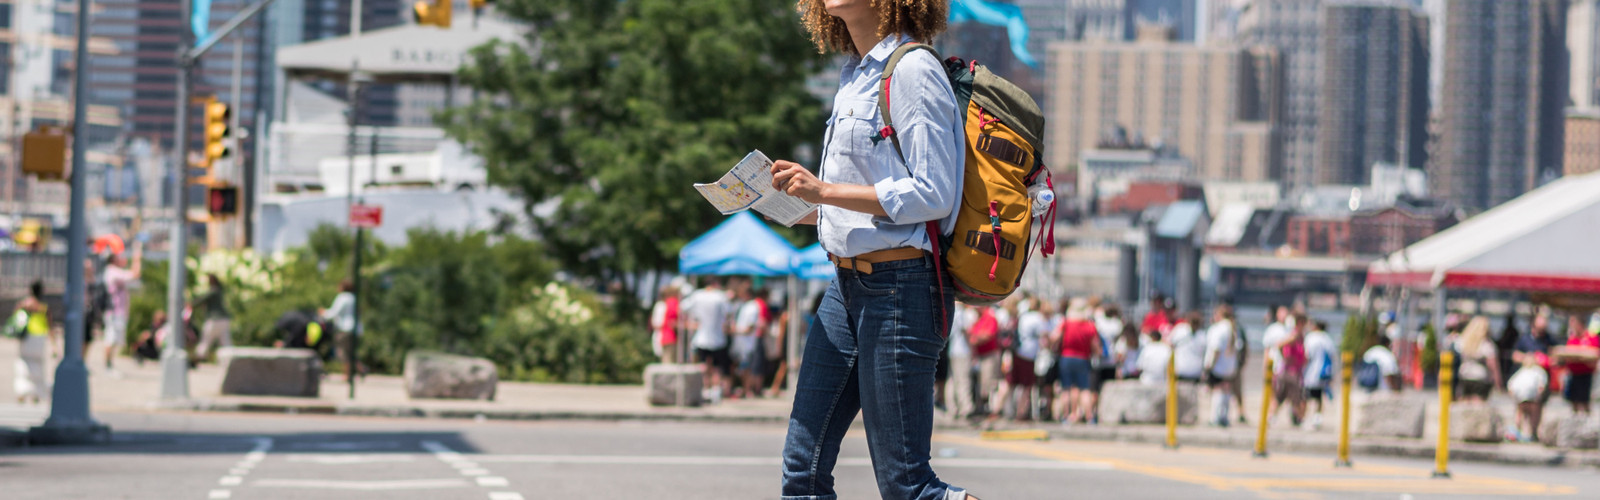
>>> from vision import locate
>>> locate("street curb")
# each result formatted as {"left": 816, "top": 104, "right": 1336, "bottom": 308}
{"left": 146, "top": 399, "right": 791, "bottom": 425}
{"left": 1034, "top": 424, "right": 1600, "bottom": 468}
{"left": 0, "top": 429, "right": 26, "bottom": 448}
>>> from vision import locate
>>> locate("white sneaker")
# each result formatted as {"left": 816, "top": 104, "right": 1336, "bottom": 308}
{"left": 1307, "top": 414, "right": 1322, "bottom": 431}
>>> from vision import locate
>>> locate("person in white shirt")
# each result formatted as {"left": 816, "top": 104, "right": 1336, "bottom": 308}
{"left": 681, "top": 278, "right": 731, "bottom": 400}
{"left": 1260, "top": 305, "right": 1291, "bottom": 376}
{"left": 1507, "top": 356, "right": 1550, "bottom": 442}
{"left": 1300, "top": 320, "right": 1338, "bottom": 430}
{"left": 1203, "top": 305, "right": 1239, "bottom": 427}
{"left": 1090, "top": 304, "right": 1124, "bottom": 422}
{"left": 1362, "top": 336, "right": 1402, "bottom": 393}
{"left": 1170, "top": 312, "right": 1206, "bottom": 382}
{"left": 995, "top": 298, "right": 1049, "bottom": 422}
{"left": 1137, "top": 332, "right": 1173, "bottom": 386}
{"left": 731, "top": 285, "right": 769, "bottom": 399}
{"left": 945, "top": 305, "right": 978, "bottom": 422}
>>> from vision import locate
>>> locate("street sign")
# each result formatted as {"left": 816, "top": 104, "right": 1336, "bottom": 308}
{"left": 350, "top": 204, "right": 383, "bottom": 228}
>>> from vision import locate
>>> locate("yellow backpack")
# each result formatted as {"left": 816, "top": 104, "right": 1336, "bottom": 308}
{"left": 878, "top": 44, "right": 1054, "bottom": 307}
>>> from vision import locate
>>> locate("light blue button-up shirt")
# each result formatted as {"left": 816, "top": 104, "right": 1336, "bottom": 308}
{"left": 817, "top": 34, "right": 965, "bottom": 259}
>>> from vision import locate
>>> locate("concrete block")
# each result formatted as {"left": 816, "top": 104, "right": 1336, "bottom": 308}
{"left": 645, "top": 363, "right": 704, "bottom": 407}
{"left": 1449, "top": 405, "right": 1504, "bottom": 443}
{"left": 1544, "top": 415, "right": 1600, "bottom": 450}
{"left": 1099, "top": 380, "right": 1197, "bottom": 425}
{"left": 219, "top": 347, "right": 322, "bottom": 397}
{"left": 1357, "top": 395, "right": 1426, "bottom": 439}
{"left": 404, "top": 351, "right": 498, "bottom": 401}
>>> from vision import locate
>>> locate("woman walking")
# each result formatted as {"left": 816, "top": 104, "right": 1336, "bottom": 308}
{"left": 11, "top": 281, "right": 54, "bottom": 404}
{"left": 774, "top": 1, "right": 973, "bottom": 498}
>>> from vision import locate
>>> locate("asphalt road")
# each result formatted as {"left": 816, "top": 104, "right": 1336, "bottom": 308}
{"left": 1, "top": 411, "right": 1597, "bottom": 500}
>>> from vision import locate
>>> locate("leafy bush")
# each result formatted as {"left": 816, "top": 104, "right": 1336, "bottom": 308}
{"left": 129, "top": 224, "right": 648, "bottom": 384}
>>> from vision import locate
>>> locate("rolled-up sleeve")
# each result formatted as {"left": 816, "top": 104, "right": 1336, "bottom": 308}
{"left": 872, "top": 52, "right": 964, "bottom": 226}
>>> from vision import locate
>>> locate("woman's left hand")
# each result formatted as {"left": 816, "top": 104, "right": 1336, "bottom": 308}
{"left": 771, "top": 160, "right": 828, "bottom": 204}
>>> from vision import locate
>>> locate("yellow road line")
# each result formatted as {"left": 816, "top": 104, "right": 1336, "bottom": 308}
{"left": 933, "top": 434, "right": 1577, "bottom": 497}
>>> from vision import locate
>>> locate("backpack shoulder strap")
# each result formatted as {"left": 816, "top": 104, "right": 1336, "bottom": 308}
{"left": 877, "top": 43, "right": 942, "bottom": 163}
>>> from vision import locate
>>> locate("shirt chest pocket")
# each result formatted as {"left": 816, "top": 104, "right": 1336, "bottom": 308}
{"left": 829, "top": 98, "right": 881, "bottom": 158}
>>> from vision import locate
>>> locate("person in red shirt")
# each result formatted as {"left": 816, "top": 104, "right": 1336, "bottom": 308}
{"left": 1269, "top": 313, "right": 1309, "bottom": 426}
{"left": 1141, "top": 293, "right": 1173, "bottom": 338}
{"left": 1053, "top": 298, "right": 1102, "bottom": 425}
{"left": 1563, "top": 315, "right": 1599, "bottom": 415}
{"left": 650, "top": 285, "right": 681, "bottom": 363}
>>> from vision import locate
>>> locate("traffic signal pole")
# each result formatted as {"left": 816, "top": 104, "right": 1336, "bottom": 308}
{"left": 29, "top": 0, "right": 111, "bottom": 444}
{"left": 161, "top": 0, "right": 280, "bottom": 401}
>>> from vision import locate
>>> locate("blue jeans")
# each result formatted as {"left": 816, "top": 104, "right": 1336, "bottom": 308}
{"left": 781, "top": 257, "right": 966, "bottom": 500}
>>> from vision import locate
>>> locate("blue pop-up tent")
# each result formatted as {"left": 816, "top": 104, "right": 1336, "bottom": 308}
{"left": 678, "top": 211, "right": 799, "bottom": 276}
{"left": 791, "top": 243, "right": 835, "bottom": 281}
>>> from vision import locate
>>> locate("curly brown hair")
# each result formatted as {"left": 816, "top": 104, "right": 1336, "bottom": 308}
{"left": 796, "top": 0, "right": 950, "bottom": 55}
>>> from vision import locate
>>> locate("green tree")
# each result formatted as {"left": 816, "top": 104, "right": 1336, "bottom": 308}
{"left": 439, "top": 0, "right": 827, "bottom": 299}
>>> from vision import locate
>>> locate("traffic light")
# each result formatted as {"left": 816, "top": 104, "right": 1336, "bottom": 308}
{"left": 202, "top": 96, "right": 231, "bottom": 168}
{"left": 469, "top": 0, "right": 494, "bottom": 9}
{"left": 21, "top": 125, "right": 68, "bottom": 180}
{"left": 207, "top": 184, "right": 239, "bottom": 218}
{"left": 413, "top": 0, "right": 451, "bottom": 28}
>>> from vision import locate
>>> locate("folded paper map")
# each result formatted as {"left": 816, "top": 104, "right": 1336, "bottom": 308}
{"left": 694, "top": 150, "right": 818, "bottom": 227}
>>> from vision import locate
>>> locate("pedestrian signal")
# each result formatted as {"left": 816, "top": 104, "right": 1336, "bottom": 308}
{"left": 207, "top": 185, "right": 239, "bottom": 217}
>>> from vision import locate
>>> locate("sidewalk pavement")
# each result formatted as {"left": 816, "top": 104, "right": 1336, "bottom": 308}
{"left": 2, "top": 340, "right": 1597, "bottom": 469}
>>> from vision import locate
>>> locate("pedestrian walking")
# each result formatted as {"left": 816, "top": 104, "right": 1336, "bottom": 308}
{"left": 1090, "top": 303, "right": 1122, "bottom": 422}
{"left": 774, "top": 1, "right": 976, "bottom": 496}
{"left": 1508, "top": 355, "right": 1550, "bottom": 442}
{"left": 1359, "top": 335, "right": 1402, "bottom": 393}
{"left": 9, "top": 281, "right": 54, "bottom": 404}
{"left": 731, "top": 285, "right": 770, "bottom": 399}
{"left": 993, "top": 297, "right": 1047, "bottom": 422}
{"left": 1203, "top": 305, "right": 1239, "bottom": 427}
{"left": 649, "top": 284, "right": 682, "bottom": 364}
{"left": 1561, "top": 315, "right": 1599, "bottom": 415}
{"left": 681, "top": 278, "right": 732, "bottom": 403}
{"left": 1170, "top": 311, "right": 1206, "bottom": 383}
{"left": 1454, "top": 316, "right": 1501, "bottom": 404}
{"left": 945, "top": 305, "right": 978, "bottom": 423}
{"left": 968, "top": 305, "right": 1004, "bottom": 417}
{"left": 1055, "top": 298, "right": 1099, "bottom": 425}
{"left": 320, "top": 280, "right": 363, "bottom": 382}
{"left": 100, "top": 242, "right": 142, "bottom": 375}
{"left": 1270, "top": 314, "right": 1309, "bottom": 426}
{"left": 1496, "top": 313, "right": 1521, "bottom": 391}
{"left": 1301, "top": 320, "right": 1337, "bottom": 431}
{"left": 195, "top": 274, "right": 233, "bottom": 361}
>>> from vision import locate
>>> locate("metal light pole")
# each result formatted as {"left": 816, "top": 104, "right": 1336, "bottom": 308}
{"left": 159, "top": 0, "right": 281, "bottom": 401}
{"left": 161, "top": 0, "right": 196, "bottom": 401}
{"left": 30, "top": 0, "right": 111, "bottom": 444}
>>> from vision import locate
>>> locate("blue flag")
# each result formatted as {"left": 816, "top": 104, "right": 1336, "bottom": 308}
{"left": 191, "top": 0, "right": 212, "bottom": 46}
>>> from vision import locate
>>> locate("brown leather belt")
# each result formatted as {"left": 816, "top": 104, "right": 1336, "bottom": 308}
{"left": 828, "top": 247, "right": 928, "bottom": 275}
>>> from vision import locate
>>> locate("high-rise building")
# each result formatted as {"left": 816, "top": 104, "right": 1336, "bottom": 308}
{"left": 1053, "top": 0, "right": 1202, "bottom": 42}
{"left": 1571, "top": 0, "right": 1600, "bottom": 109}
{"left": 271, "top": 0, "right": 406, "bottom": 126}
{"left": 1434, "top": 0, "right": 1567, "bottom": 212}
{"left": 1315, "top": 3, "right": 1430, "bottom": 186}
{"left": 1235, "top": 0, "right": 1320, "bottom": 189}
{"left": 1565, "top": 109, "right": 1600, "bottom": 177}
{"left": 1045, "top": 27, "right": 1282, "bottom": 183}
{"left": 90, "top": 0, "right": 266, "bottom": 151}
{"left": 3, "top": 0, "right": 123, "bottom": 206}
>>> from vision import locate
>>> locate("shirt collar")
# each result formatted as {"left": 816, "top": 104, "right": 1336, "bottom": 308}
{"left": 854, "top": 33, "right": 911, "bottom": 69}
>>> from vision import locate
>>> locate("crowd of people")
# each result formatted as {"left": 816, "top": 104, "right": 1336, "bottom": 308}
{"left": 1428, "top": 311, "right": 1599, "bottom": 443}
{"left": 650, "top": 276, "right": 789, "bottom": 403}
{"left": 926, "top": 293, "right": 1254, "bottom": 428}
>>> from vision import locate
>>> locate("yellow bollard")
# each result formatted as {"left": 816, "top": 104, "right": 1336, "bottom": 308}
{"left": 1165, "top": 346, "right": 1179, "bottom": 450}
{"left": 1254, "top": 356, "right": 1274, "bottom": 458}
{"left": 1336, "top": 351, "right": 1354, "bottom": 468}
{"left": 1433, "top": 351, "right": 1455, "bottom": 479}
